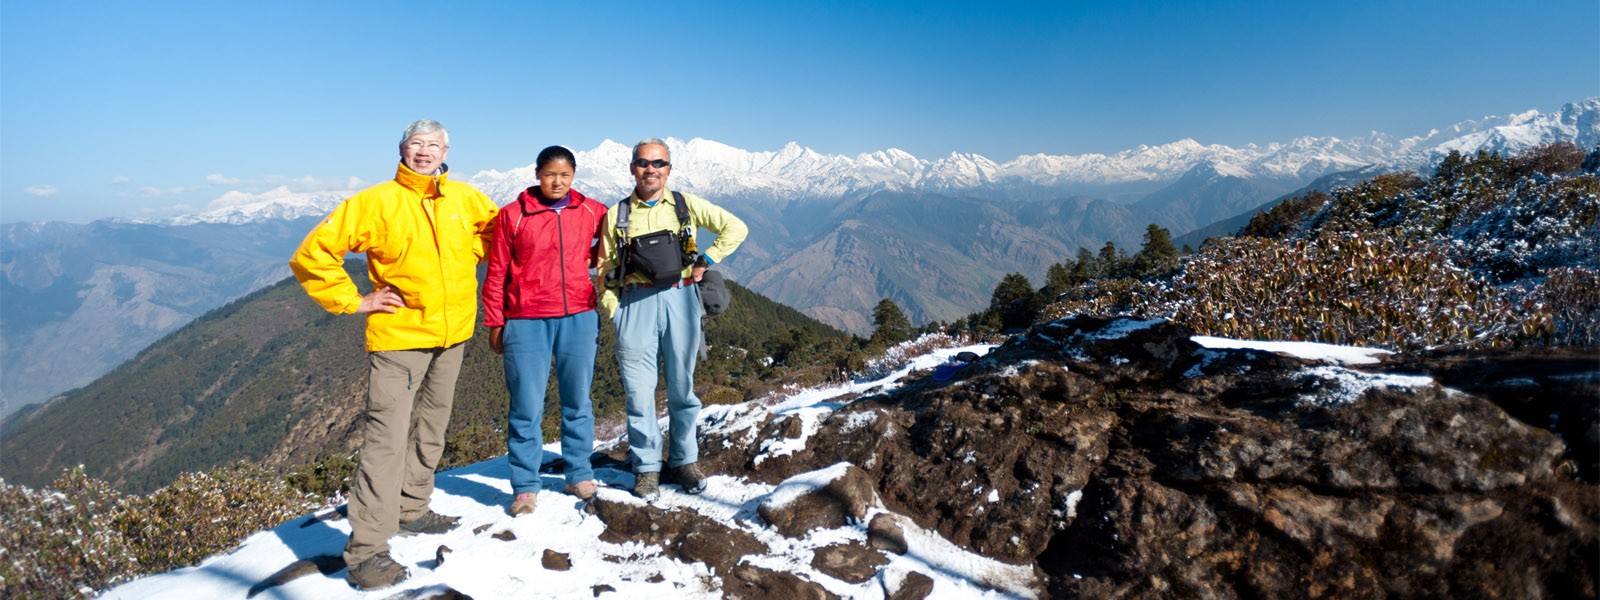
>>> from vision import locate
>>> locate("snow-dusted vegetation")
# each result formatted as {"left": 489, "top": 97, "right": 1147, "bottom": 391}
{"left": 1047, "top": 143, "right": 1599, "bottom": 350}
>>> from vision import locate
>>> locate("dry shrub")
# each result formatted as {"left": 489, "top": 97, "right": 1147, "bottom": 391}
{"left": 700, "top": 385, "right": 746, "bottom": 406}
{"left": 1154, "top": 232, "right": 1530, "bottom": 350}
{"left": 0, "top": 463, "right": 316, "bottom": 597}
{"left": 1510, "top": 142, "right": 1586, "bottom": 178}
{"left": 1044, "top": 232, "right": 1540, "bottom": 352}
{"left": 1452, "top": 174, "right": 1600, "bottom": 281}
{"left": 1042, "top": 277, "right": 1147, "bottom": 322}
{"left": 1527, "top": 267, "right": 1600, "bottom": 345}
{"left": 112, "top": 463, "right": 315, "bottom": 569}
{"left": 1307, "top": 172, "right": 1427, "bottom": 233}
{"left": 0, "top": 467, "right": 137, "bottom": 598}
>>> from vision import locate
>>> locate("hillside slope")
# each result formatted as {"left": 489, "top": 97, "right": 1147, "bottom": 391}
{"left": 0, "top": 265, "right": 844, "bottom": 494}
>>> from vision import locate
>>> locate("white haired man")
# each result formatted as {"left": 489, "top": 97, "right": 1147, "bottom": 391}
{"left": 289, "top": 119, "right": 498, "bottom": 590}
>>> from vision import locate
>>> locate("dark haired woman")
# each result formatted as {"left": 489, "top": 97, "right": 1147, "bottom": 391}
{"left": 481, "top": 145, "right": 608, "bottom": 515}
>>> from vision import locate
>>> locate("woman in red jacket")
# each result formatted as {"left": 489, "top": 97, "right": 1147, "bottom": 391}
{"left": 481, "top": 145, "right": 608, "bottom": 515}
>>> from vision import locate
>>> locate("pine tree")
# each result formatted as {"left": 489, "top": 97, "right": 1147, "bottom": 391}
{"left": 1133, "top": 223, "right": 1179, "bottom": 278}
{"left": 990, "top": 273, "right": 1040, "bottom": 331}
{"left": 869, "top": 298, "right": 913, "bottom": 348}
{"left": 1041, "top": 262, "right": 1074, "bottom": 303}
{"left": 1098, "top": 242, "right": 1129, "bottom": 279}
{"left": 1072, "top": 247, "right": 1095, "bottom": 282}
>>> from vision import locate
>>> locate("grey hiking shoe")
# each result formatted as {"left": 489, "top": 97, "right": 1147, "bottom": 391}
{"left": 347, "top": 551, "right": 409, "bottom": 590}
{"left": 398, "top": 510, "right": 460, "bottom": 535}
{"left": 671, "top": 463, "right": 708, "bottom": 494}
{"left": 634, "top": 471, "right": 660, "bottom": 502}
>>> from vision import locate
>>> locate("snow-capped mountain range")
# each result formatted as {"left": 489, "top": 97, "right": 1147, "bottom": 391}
{"left": 165, "top": 98, "right": 1599, "bottom": 226}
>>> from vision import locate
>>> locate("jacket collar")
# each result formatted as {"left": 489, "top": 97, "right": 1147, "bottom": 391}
{"left": 629, "top": 186, "right": 674, "bottom": 208}
{"left": 394, "top": 162, "right": 449, "bottom": 197}
{"left": 519, "top": 188, "right": 590, "bottom": 214}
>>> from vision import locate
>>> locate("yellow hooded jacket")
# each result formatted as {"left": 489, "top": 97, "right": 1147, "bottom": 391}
{"left": 289, "top": 162, "right": 498, "bottom": 352}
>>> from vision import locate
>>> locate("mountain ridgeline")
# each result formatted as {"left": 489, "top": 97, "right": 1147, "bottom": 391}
{"left": 0, "top": 264, "right": 846, "bottom": 494}
{"left": 5, "top": 98, "right": 1595, "bottom": 417}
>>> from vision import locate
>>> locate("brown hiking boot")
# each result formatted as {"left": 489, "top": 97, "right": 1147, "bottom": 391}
{"left": 346, "top": 551, "right": 408, "bottom": 590}
{"left": 397, "top": 510, "right": 460, "bottom": 535}
{"left": 633, "top": 471, "right": 660, "bottom": 502}
{"left": 671, "top": 463, "right": 708, "bottom": 494}
{"left": 509, "top": 492, "right": 538, "bottom": 516}
{"left": 564, "top": 480, "right": 598, "bottom": 501}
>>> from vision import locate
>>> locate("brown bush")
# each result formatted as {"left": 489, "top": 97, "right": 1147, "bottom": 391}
{"left": 1527, "top": 267, "right": 1600, "bottom": 345}
{"left": 0, "top": 463, "right": 316, "bottom": 597}
{"left": 1046, "top": 232, "right": 1538, "bottom": 351}
{"left": 1510, "top": 142, "right": 1586, "bottom": 178}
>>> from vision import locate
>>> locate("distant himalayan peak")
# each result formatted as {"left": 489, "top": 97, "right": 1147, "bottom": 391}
{"left": 163, "top": 98, "right": 1598, "bottom": 226}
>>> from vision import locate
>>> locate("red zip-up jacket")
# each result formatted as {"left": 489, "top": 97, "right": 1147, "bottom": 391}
{"left": 481, "top": 187, "right": 608, "bottom": 327}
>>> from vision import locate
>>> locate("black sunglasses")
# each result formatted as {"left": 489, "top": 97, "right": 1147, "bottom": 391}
{"left": 631, "top": 158, "right": 671, "bottom": 169}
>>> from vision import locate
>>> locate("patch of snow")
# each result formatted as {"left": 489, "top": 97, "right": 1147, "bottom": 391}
{"left": 1295, "top": 366, "right": 1434, "bottom": 406}
{"left": 1063, "top": 490, "right": 1084, "bottom": 519}
{"left": 765, "top": 462, "right": 856, "bottom": 511}
{"left": 1192, "top": 336, "right": 1393, "bottom": 365}
{"left": 838, "top": 410, "right": 879, "bottom": 434}
{"left": 1084, "top": 318, "right": 1164, "bottom": 340}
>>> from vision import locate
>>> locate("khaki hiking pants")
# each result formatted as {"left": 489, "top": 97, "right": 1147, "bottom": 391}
{"left": 343, "top": 343, "right": 465, "bottom": 567}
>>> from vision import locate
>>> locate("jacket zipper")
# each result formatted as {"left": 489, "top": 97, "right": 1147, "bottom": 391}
{"left": 423, "top": 191, "right": 447, "bottom": 347}
{"left": 556, "top": 205, "right": 571, "bottom": 317}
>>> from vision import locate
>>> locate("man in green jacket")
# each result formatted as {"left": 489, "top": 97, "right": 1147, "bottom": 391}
{"left": 598, "top": 138, "right": 747, "bottom": 502}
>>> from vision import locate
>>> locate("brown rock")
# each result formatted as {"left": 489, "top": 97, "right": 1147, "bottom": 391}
{"left": 722, "top": 564, "right": 838, "bottom": 600}
{"left": 867, "top": 514, "right": 908, "bottom": 555}
{"left": 542, "top": 548, "right": 572, "bottom": 571}
{"left": 812, "top": 542, "right": 889, "bottom": 583}
{"left": 758, "top": 464, "right": 880, "bottom": 537}
{"left": 590, "top": 495, "right": 767, "bottom": 574}
{"left": 888, "top": 571, "right": 935, "bottom": 600}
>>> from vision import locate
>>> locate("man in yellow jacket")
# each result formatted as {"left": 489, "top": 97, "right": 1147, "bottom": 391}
{"left": 288, "top": 119, "right": 498, "bottom": 590}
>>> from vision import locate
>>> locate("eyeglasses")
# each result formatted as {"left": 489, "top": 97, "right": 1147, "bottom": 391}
{"left": 631, "top": 158, "right": 671, "bottom": 169}
{"left": 405, "top": 141, "right": 445, "bottom": 152}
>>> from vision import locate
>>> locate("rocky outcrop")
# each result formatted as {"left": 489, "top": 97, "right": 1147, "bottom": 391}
{"left": 692, "top": 316, "right": 1598, "bottom": 598}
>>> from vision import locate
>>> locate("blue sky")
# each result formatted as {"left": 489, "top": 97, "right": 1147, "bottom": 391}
{"left": 1, "top": 0, "right": 1595, "bottom": 223}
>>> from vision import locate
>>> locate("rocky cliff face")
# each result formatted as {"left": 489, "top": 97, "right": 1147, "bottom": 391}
{"left": 588, "top": 316, "right": 1596, "bottom": 598}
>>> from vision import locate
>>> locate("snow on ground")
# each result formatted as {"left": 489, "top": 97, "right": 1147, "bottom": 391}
{"left": 99, "top": 343, "right": 1004, "bottom": 600}
{"left": 1292, "top": 366, "right": 1435, "bottom": 407}
{"left": 1191, "top": 335, "right": 1394, "bottom": 365}
{"left": 1190, "top": 334, "right": 1434, "bottom": 405}
{"left": 97, "top": 331, "right": 1423, "bottom": 599}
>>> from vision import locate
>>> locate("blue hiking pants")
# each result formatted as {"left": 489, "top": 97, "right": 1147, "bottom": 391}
{"left": 504, "top": 310, "right": 599, "bottom": 494}
{"left": 615, "top": 283, "right": 704, "bottom": 473}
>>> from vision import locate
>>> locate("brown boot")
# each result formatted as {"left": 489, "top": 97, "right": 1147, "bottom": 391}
{"left": 671, "top": 463, "right": 708, "bottom": 494}
{"left": 633, "top": 471, "right": 660, "bottom": 502}
{"left": 564, "top": 480, "right": 598, "bottom": 501}
{"left": 346, "top": 551, "right": 408, "bottom": 590}
{"left": 509, "top": 492, "right": 538, "bottom": 516}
